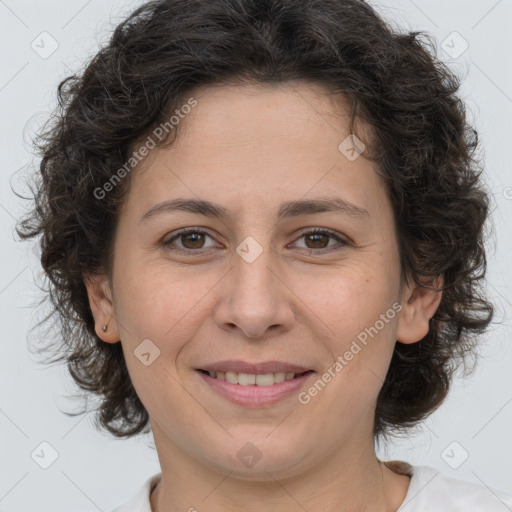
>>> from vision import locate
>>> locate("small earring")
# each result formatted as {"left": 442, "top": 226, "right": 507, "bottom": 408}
{"left": 102, "top": 325, "right": 107, "bottom": 332}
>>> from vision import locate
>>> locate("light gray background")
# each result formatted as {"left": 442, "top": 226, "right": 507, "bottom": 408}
{"left": 0, "top": 0, "right": 511, "bottom": 510}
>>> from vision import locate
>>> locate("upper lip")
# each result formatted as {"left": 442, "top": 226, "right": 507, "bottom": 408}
{"left": 198, "top": 360, "right": 313, "bottom": 375}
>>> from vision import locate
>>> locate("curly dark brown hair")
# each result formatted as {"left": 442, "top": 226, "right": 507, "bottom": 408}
{"left": 16, "top": 0, "right": 493, "bottom": 441}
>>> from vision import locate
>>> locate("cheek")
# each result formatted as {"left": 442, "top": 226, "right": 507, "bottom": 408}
{"left": 113, "top": 257, "right": 211, "bottom": 340}
{"left": 295, "top": 259, "right": 398, "bottom": 336}
{"left": 294, "top": 259, "right": 399, "bottom": 394}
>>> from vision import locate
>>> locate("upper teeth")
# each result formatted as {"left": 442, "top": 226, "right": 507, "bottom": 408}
{"left": 207, "top": 371, "right": 297, "bottom": 386}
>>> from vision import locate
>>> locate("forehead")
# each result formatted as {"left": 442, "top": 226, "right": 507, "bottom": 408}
{"left": 122, "top": 80, "right": 389, "bottom": 224}
{"left": 178, "top": 79, "right": 358, "bottom": 144}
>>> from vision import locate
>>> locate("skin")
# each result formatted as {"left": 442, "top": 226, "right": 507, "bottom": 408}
{"left": 85, "top": 81, "right": 442, "bottom": 512}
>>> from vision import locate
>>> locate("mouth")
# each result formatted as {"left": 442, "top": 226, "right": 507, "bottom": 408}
{"left": 195, "top": 362, "right": 316, "bottom": 407}
{"left": 197, "top": 369, "right": 314, "bottom": 386}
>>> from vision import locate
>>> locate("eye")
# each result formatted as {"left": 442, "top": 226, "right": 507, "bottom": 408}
{"left": 292, "top": 228, "right": 347, "bottom": 251}
{"left": 162, "top": 227, "right": 348, "bottom": 253}
{"left": 163, "top": 228, "right": 219, "bottom": 252}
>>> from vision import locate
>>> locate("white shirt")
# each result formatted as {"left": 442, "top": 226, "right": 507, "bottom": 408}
{"left": 110, "top": 461, "right": 512, "bottom": 511}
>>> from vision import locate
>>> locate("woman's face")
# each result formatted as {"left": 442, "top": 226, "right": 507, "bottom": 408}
{"left": 86, "top": 81, "right": 439, "bottom": 479}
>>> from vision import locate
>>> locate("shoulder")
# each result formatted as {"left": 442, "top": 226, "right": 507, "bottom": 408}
{"left": 396, "top": 463, "right": 512, "bottom": 511}
{"left": 110, "top": 473, "right": 161, "bottom": 512}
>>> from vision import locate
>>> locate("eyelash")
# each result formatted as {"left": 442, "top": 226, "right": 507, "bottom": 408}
{"left": 162, "top": 227, "right": 348, "bottom": 254}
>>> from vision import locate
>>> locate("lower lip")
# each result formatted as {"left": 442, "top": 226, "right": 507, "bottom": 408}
{"left": 197, "top": 371, "right": 315, "bottom": 407}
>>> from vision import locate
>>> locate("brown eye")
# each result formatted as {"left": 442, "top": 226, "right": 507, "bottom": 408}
{"left": 293, "top": 229, "right": 346, "bottom": 251}
{"left": 164, "top": 228, "right": 217, "bottom": 252}
{"left": 180, "top": 232, "right": 206, "bottom": 249}
{"left": 304, "top": 232, "right": 330, "bottom": 249}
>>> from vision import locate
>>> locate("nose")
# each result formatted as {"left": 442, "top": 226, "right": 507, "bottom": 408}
{"left": 213, "top": 247, "right": 296, "bottom": 340}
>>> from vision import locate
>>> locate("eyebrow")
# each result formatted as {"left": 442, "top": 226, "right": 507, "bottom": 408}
{"left": 140, "top": 196, "right": 370, "bottom": 223}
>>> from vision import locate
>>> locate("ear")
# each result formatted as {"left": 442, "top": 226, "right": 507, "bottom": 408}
{"left": 83, "top": 272, "right": 120, "bottom": 343}
{"left": 396, "top": 275, "right": 443, "bottom": 344}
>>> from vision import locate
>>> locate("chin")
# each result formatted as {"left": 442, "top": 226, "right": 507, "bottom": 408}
{"left": 199, "top": 437, "right": 312, "bottom": 481}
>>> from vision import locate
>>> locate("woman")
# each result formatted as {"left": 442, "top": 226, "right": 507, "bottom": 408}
{"left": 17, "top": 0, "right": 512, "bottom": 510}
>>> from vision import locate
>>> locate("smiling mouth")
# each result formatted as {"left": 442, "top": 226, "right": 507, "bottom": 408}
{"left": 197, "top": 369, "right": 314, "bottom": 386}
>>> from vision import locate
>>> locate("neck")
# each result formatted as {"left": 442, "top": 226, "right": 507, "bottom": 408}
{"left": 149, "top": 428, "right": 409, "bottom": 512}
